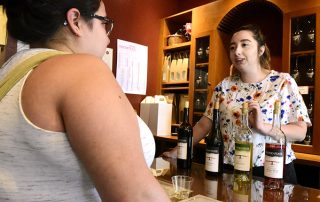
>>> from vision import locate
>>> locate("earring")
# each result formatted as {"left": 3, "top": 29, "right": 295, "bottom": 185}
{"left": 63, "top": 20, "right": 68, "bottom": 26}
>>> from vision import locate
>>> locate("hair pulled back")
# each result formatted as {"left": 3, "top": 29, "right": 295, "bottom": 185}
{"left": 2, "top": 0, "right": 101, "bottom": 44}
{"left": 233, "top": 24, "right": 271, "bottom": 70}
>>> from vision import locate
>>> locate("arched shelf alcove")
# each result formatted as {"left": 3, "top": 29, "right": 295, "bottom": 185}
{"left": 217, "top": 1, "right": 283, "bottom": 70}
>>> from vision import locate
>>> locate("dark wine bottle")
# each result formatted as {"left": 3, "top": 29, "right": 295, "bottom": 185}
{"left": 177, "top": 101, "right": 193, "bottom": 169}
{"left": 205, "top": 100, "right": 224, "bottom": 176}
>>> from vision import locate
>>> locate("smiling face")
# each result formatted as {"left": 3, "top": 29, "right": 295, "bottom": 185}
{"left": 229, "top": 30, "right": 265, "bottom": 74}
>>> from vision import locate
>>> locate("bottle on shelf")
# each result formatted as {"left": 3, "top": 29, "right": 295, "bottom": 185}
{"left": 264, "top": 100, "right": 286, "bottom": 190}
{"left": 291, "top": 57, "right": 300, "bottom": 84}
{"left": 233, "top": 102, "right": 253, "bottom": 190}
{"left": 307, "top": 18, "right": 315, "bottom": 45}
{"left": 306, "top": 55, "right": 315, "bottom": 84}
{"left": 205, "top": 99, "right": 224, "bottom": 176}
{"left": 177, "top": 101, "right": 193, "bottom": 169}
{"left": 307, "top": 92, "right": 314, "bottom": 120}
{"left": 292, "top": 20, "right": 302, "bottom": 47}
{"left": 304, "top": 127, "right": 312, "bottom": 145}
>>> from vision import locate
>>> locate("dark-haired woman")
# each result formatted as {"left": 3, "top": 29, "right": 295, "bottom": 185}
{"left": 163, "top": 24, "right": 311, "bottom": 184}
{"left": 0, "top": 1, "right": 170, "bottom": 201}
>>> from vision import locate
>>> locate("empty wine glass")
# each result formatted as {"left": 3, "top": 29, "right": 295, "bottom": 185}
{"left": 205, "top": 46, "right": 210, "bottom": 57}
{"left": 197, "top": 47, "right": 203, "bottom": 58}
{"left": 306, "top": 56, "right": 315, "bottom": 82}
{"left": 291, "top": 57, "right": 300, "bottom": 83}
{"left": 307, "top": 20, "right": 315, "bottom": 44}
{"left": 292, "top": 20, "right": 302, "bottom": 46}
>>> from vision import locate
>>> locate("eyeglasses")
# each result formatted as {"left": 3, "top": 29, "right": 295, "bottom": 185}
{"left": 90, "top": 14, "right": 114, "bottom": 36}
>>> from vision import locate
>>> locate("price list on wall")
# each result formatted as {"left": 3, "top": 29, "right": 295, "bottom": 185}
{"left": 116, "top": 39, "right": 148, "bottom": 95}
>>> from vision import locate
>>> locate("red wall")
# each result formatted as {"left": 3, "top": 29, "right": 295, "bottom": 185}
{"left": 104, "top": 0, "right": 213, "bottom": 112}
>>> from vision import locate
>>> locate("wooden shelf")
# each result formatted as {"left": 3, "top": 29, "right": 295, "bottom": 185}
{"left": 295, "top": 152, "right": 320, "bottom": 167}
{"left": 193, "top": 112, "right": 204, "bottom": 116}
{"left": 154, "top": 135, "right": 205, "bottom": 145}
{"left": 194, "top": 89, "right": 208, "bottom": 92}
{"left": 195, "top": 63, "right": 209, "bottom": 67}
{"left": 291, "top": 50, "right": 315, "bottom": 56}
{"left": 163, "top": 41, "right": 191, "bottom": 51}
{"left": 161, "top": 87, "right": 189, "bottom": 91}
{"left": 162, "top": 81, "right": 189, "bottom": 85}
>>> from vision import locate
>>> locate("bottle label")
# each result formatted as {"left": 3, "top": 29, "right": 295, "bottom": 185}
{"left": 205, "top": 149, "right": 219, "bottom": 172}
{"left": 234, "top": 142, "right": 251, "bottom": 172}
{"left": 177, "top": 140, "right": 187, "bottom": 160}
{"left": 265, "top": 144, "right": 284, "bottom": 179}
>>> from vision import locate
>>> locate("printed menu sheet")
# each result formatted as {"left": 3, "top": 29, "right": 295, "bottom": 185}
{"left": 116, "top": 39, "right": 148, "bottom": 95}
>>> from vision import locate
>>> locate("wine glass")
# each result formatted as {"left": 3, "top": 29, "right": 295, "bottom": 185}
{"left": 306, "top": 56, "right": 315, "bottom": 83}
{"left": 307, "top": 20, "right": 315, "bottom": 44}
{"left": 197, "top": 47, "right": 203, "bottom": 59}
{"left": 292, "top": 20, "right": 302, "bottom": 46}
{"left": 291, "top": 57, "right": 300, "bottom": 83}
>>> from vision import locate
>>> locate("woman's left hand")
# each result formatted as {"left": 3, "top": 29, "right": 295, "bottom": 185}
{"left": 248, "top": 101, "right": 269, "bottom": 134}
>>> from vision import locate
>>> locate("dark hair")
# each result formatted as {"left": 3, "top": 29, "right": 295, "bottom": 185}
{"left": 233, "top": 24, "right": 271, "bottom": 70}
{"left": 2, "top": 0, "right": 101, "bottom": 44}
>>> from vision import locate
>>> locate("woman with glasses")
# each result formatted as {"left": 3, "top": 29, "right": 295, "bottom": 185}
{"left": 0, "top": 0, "right": 170, "bottom": 201}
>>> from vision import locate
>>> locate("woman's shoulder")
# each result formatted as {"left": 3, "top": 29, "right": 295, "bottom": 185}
{"left": 270, "top": 70, "right": 291, "bottom": 79}
{"left": 268, "top": 70, "right": 294, "bottom": 84}
{"left": 43, "top": 53, "right": 110, "bottom": 76}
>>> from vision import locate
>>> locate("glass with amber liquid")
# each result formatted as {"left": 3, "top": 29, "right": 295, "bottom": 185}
{"left": 264, "top": 100, "right": 286, "bottom": 190}
{"left": 234, "top": 102, "right": 253, "bottom": 193}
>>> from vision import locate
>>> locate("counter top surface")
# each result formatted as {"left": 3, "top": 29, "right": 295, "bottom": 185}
{"left": 153, "top": 158, "right": 320, "bottom": 201}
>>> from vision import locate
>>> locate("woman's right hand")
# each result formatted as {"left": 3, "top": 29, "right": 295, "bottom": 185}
{"left": 161, "top": 147, "right": 178, "bottom": 158}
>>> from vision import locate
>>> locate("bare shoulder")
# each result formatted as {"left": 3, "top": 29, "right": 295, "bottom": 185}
{"left": 40, "top": 53, "right": 112, "bottom": 80}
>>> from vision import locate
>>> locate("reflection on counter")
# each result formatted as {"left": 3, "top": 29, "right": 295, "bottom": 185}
{"left": 154, "top": 158, "right": 320, "bottom": 201}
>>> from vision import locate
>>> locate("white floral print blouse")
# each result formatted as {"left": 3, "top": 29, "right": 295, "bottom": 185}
{"left": 204, "top": 70, "right": 311, "bottom": 167}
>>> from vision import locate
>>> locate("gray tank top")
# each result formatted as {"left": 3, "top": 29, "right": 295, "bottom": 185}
{"left": 0, "top": 49, "right": 155, "bottom": 201}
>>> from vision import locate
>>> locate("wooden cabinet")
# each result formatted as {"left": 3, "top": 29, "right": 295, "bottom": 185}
{"left": 157, "top": 0, "right": 320, "bottom": 163}
{"left": 283, "top": 7, "right": 320, "bottom": 155}
{"left": 191, "top": 32, "right": 213, "bottom": 124}
{"left": 157, "top": 10, "right": 193, "bottom": 129}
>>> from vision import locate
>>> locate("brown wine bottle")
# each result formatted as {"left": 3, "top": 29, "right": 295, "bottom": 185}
{"left": 205, "top": 100, "right": 224, "bottom": 176}
{"left": 177, "top": 101, "right": 193, "bottom": 169}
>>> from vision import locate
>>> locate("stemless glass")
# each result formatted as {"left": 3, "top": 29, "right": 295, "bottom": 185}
{"left": 171, "top": 175, "right": 193, "bottom": 200}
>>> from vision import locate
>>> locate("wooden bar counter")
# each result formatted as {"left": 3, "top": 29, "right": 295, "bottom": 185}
{"left": 153, "top": 158, "right": 320, "bottom": 201}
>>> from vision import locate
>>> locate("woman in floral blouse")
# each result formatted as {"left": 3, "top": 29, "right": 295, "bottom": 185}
{"left": 163, "top": 24, "right": 311, "bottom": 184}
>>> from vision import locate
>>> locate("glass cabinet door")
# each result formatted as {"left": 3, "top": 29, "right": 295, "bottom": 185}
{"left": 284, "top": 9, "right": 320, "bottom": 155}
{"left": 193, "top": 35, "right": 210, "bottom": 124}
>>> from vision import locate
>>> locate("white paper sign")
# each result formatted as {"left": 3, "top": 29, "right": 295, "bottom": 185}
{"left": 116, "top": 39, "right": 148, "bottom": 95}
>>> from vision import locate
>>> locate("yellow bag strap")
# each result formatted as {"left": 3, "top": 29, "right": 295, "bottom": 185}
{"left": 0, "top": 50, "right": 66, "bottom": 101}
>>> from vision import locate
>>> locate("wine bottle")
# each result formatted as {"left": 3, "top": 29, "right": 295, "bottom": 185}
{"left": 291, "top": 57, "right": 300, "bottom": 83}
{"left": 306, "top": 56, "right": 315, "bottom": 84}
{"left": 234, "top": 102, "right": 253, "bottom": 185}
{"left": 264, "top": 100, "right": 286, "bottom": 190}
{"left": 304, "top": 127, "right": 312, "bottom": 145}
{"left": 305, "top": 92, "right": 314, "bottom": 145}
{"left": 307, "top": 92, "right": 314, "bottom": 120}
{"left": 205, "top": 100, "right": 224, "bottom": 176}
{"left": 177, "top": 101, "right": 193, "bottom": 169}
